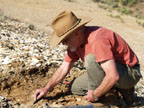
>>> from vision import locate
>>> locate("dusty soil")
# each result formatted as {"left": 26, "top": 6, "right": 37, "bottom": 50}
{"left": 0, "top": 64, "right": 118, "bottom": 107}
{"left": 0, "top": 0, "right": 144, "bottom": 107}
{"left": 133, "top": 1, "right": 144, "bottom": 15}
{"left": 0, "top": 64, "right": 87, "bottom": 107}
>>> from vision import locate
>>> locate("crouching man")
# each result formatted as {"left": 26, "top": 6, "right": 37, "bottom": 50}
{"left": 34, "top": 11, "right": 142, "bottom": 106}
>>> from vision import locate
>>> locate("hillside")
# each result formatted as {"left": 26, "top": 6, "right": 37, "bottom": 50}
{"left": 0, "top": 0, "right": 144, "bottom": 107}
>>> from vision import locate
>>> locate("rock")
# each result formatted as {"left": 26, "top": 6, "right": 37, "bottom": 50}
{"left": 43, "top": 102, "right": 50, "bottom": 108}
{"left": 50, "top": 102, "right": 63, "bottom": 107}
{"left": 2, "top": 56, "right": 11, "bottom": 64}
{"left": 30, "top": 57, "right": 39, "bottom": 66}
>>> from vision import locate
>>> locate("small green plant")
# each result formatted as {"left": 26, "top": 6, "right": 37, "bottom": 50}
{"left": 142, "top": 23, "right": 144, "bottom": 28}
{"left": 136, "top": 19, "right": 144, "bottom": 28}
{"left": 28, "top": 24, "right": 35, "bottom": 30}
{"left": 108, "top": 14, "right": 125, "bottom": 23}
{"left": 115, "top": 15, "right": 121, "bottom": 18}
{"left": 134, "top": 14, "right": 144, "bottom": 19}
{"left": 67, "top": 0, "right": 73, "bottom": 2}
{"left": 1, "top": 16, "right": 6, "bottom": 22}
{"left": 92, "top": 0, "right": 101, "bottom": 2}
{"left": 111, "top": 2, "right": 119, "bottom": 8}
{"left": 65, "top": 0, "right": 74, "bottom": 2}
{"left": 98, "top": 4, "right": 108, "bottom": 10}
{"left": 127, "top": 0, "right": 137, "bottom": 6}
{"left": 117, "top": 7, "right": 133, "bottom": 15}
{"left": 119, "top": 0, "right": 128, "bottom": 6}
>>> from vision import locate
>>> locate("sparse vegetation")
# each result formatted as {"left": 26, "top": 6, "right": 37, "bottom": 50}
{"left": 28, "top": 24, "right": 35, "bottom": 30}
{"left": 108, "top": 14, "right": 125, "bottom": 23}
{"left": 65, "top": 0, "right": 74, "bottom": 2}
{"left": 117, "top": 7, "right": 133, "bottom": 14}
{"left": 136, "top": 19, "right": 144, "bottom": 28}
{"left": 92, "top": 0, "right": 144, "bottom": 28}
{"left": 92, "top": 0, "right": 143, "bottom": 7}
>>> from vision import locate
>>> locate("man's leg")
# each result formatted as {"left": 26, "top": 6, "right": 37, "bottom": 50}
{"left": 71, "top": 54, "right": 105, "bottom": 95}
{"left": 70, "top": 72, "right": 88, "bottom": 95}
{"left": 115, "top": 62, "right": 142, "bottom": 106}
{"left": 115, "top": 63, "right": 141, "bottom": 89}
{"left": 71, "top": 54, "right": 142, "bottom": 105}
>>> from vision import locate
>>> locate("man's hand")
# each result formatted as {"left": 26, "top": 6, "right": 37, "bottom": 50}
{"left": 33, "top": 61, "right": 73, "bottom": 101}
{"left": 84, "top": 90, "right": 97, "bottom": 102}
{"left": 34, "top": 87, "right": 48, "bottom": 101}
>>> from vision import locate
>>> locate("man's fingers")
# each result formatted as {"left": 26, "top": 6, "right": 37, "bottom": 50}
{"left": 37, "top": 92, "right": 44, "bottom": 100}
{"left": 34, "top": 88, "right": 48, "bottom": 101}
{"left": 34, "top": 89, "right": 41, "bottom": 100}
{"left": 84, "top": 95, "right": 94, "bottom": 102}
{"left": 83, "top": 95, "right": 88, "bottom": 100}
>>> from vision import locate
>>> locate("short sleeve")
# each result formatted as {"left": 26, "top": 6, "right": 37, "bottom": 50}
{"left": 91, "top": 39, "right": 114, "bottom": 62}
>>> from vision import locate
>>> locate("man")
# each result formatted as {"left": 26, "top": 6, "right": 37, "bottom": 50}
{"left": 34, "top": 11, "right": 142, "bottom": 106}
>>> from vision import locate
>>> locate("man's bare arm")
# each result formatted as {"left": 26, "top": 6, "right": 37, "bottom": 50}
{"left": 93, "top": 59, "right": 119, "bottom": 98}
{"left": 84, "top": 59, "right": 119, "bottom": 102}
{"left": 44, "top": 61, "right": 74, "bottom": 91}
{"left": 34, "top": 61, "right": 74, "bottom": 100}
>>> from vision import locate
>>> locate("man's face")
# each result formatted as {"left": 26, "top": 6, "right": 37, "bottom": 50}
{"left": 62, "top": 30, "right": 82, "bottom": 52}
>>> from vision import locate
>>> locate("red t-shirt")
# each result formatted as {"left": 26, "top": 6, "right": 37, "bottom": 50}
{"left": 64, "top": 26, "right": 139, "bottom": 67}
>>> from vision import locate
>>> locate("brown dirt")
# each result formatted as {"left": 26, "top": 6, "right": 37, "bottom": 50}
{"left": 0, "top": 0, "right": 144, "bottom": 107}
{"left": 0, "top": 65, "right": 118, "bottom": 107}
{"left": 132, "top": 2, "right": 144, "bottom": 15}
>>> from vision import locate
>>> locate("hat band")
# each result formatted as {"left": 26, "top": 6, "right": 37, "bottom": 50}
{"left": 58, "top": 19, "right": 81, "bottom": 37}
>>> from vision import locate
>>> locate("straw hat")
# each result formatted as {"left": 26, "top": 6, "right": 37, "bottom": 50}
{"left": 50, "top": 11, "right": 90, "bottom": 48}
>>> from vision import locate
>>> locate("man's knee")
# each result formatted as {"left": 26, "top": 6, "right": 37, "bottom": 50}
{"left": 71, "top": 82, "right": 86, "bottom": 95}
{"left": 71, "top": 73, "right": 88, "bottom": 96}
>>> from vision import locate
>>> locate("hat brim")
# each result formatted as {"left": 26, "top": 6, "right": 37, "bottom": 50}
{"left": 50, "top": 18, "right": 90, "bottom": 48}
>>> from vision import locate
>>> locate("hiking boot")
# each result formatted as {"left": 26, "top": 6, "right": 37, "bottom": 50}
{"left": 98, "top": 88, "right": 118, "bottom": 105}
{"left": 116, "top": 87, "right": 135, "bottom": 107}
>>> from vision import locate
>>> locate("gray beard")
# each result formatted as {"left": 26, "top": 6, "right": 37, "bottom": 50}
{"left": 70, "top": 46, "right": 77, "bottom": 52}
